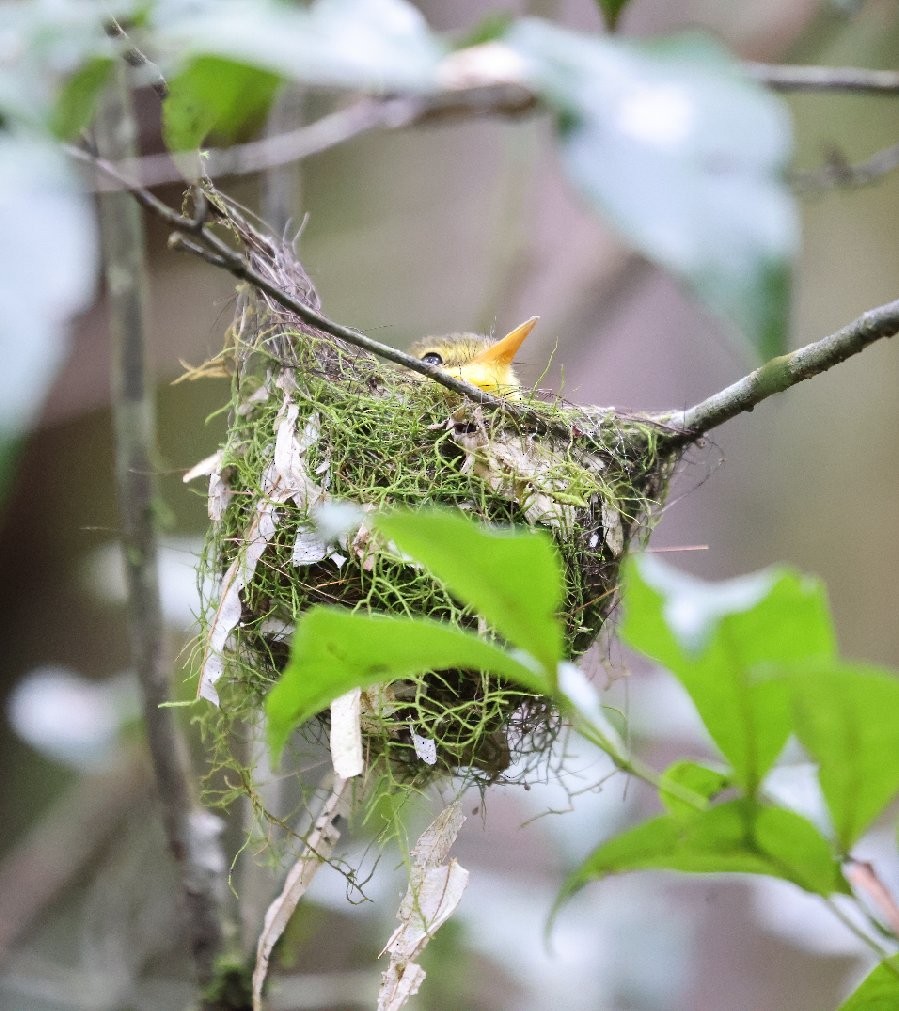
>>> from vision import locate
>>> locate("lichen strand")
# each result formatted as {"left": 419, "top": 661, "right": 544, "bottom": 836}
{"left": 199, "top": 304, "right": 674, "bottom": 795}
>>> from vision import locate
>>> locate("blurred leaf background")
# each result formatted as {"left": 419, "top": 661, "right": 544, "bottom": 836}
{"left": 1, "top": 0, "right": 898, "bottom": 1008}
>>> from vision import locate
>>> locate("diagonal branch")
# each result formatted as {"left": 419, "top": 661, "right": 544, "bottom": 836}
{"left": 793, "top": 139, "right": 899, "bottom": 193}
{"left": 84, "top": 83, "right": 537, "bottom": 190}
{"left": 104, "top": 16, "right": 169, "bottom": 99}
{"left": 71, "top": 147, "right": 896, "bottom": 451}
{"left": 70, "top": 145, "right": 579, "bottom": 440}
{"left": 659, "top": 298, "right": 899, "bottom": 442}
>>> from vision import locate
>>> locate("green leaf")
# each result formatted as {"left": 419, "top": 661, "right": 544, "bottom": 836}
{"left": 376, "top": 510, "right": 564, "bottom": 674}
{"left": 593, "top": 0, "right": 631, "bottom": 30}
{"left": 506, "top": 22, "right": 797, "bottom": 359}
{"left": 48, "top": 55, "right": 113, "bottom": 140}
{"left": 659, "top": 759, "right": 731, "bottom": 819}
{"left": 49, "top": 56, "right": 113, "bottom": 139}
{"left": 562, "top": 800, "right": 845, "bottom": 903}
{"left": 266, "top": 608, "right": 551, "bottom": 763}
{"left": 163, "top": 56, "right": 280, "bottom": 152}
{"left": 838, "top": 956, "right": 899, "bottom": 1010}
{"left": 157, "top": 0, "right": 444, "bottom": 94}
{"left": 454, "top": 13, "right": 515, "bottom": 49}
{"left": 620, "top": 557, "right": 834, "bottom": 794}
{"left": 790, "top": 664, "right": 899, "bottom": 851}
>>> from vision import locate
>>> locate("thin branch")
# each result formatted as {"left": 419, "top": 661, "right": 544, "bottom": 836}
{"left": 793, "top": 139, "right": 899, "bottom": 193}
{"left": 78, "top": 52, "right": 899, "bottom": 194}
{"left": 104, "top": 16, "right": 169, "bottom": 100}
{"left": 822, "top": 896, "right": 894, "bottom": 964}
{"left": 660, "top": 298, "right": 899, "bottom": 441}
{"left": 846, "top": 859, "right": 899, "bottom": 937}
{"left": 94, "top": 64, "right": 224, "bottom": 990}
{"left": 746, "top": 62, "right": 899, "bottom": 95}
{"left": 71, "top": 144, "right": 579, "bottom": 440}
{"left": 253, "top": 774, "right": 352, "bottom": 1010}
{"left": 83, "top": 83, "right": 537, "bottom": 191}
{"left": 73, "top": 141, "right": 897, "bottom": 452}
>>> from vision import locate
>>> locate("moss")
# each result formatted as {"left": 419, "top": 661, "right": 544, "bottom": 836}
{"left": 194, "top": 247, "right": 676, "bottom": 817}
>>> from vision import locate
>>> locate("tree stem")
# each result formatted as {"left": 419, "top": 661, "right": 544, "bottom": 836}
{"left": 95, "top": 62, "right": 224, "bottom": 992}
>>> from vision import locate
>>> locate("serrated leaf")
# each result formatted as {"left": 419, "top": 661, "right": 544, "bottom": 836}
{"left": 506, "top": 21, "right": 797, "bottom": 358}
{"left": 620, "top": 557, "right": 834, "bottom": 794}
{"left": 838, "top": 955, "right": 899, "bottom": 1010}
{"left": 49, "top": 56, "right": 114, "bottom": 139}
{"left": 562, "top": 800, "right": 845, "bottom": 904}
{"left": 376, "top": 510, "right": 564, "bottom": 673}
{"left": 790, "top": 664, "right": 899, "bottom": 851}
{"left": 266, "top": 608, "right": 550, "bottom": 763}
{"left": 659, "top": 759, "right": 731, "bottom": 819}
{"left": 164, "top": 56, "right": 280, "bottom": 152}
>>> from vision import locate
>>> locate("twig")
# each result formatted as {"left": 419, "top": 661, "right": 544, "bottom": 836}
{"left": 104, "top": 16, "right": 169, "bottom": 100}
{"left": 94, "top": 63, "right": 224, "bottom": 991}
{"left": 81, "top": 83, "right": 537, "bottom": 190}
{"left": 746, "top": 62, "right": 899, "bottom": 95}
{"left": 253, "top": 774, "right": 352, "bottom": 1010}
{"left": 793, "top": 140, "right": 899, "bottom": 193}
{"left": 846, "top": 859, "right": 899, "bottom": 937}
{"left": 659, "top": 298, "right": 899, "bottom": 442}
{"left": 77, "top": 51, "right": 899, "bottom": 194}
{"left": 822, "top": 896, "right": 894, "bottom": 964}
{"left": 70, "top": 143, "right": 579, "bottom": 442}
{"left": 72, "top": 142, "right": 897, "bottom": 450}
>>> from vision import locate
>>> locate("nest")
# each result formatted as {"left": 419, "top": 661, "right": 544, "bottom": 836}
{"left": 194, "top": 207, "right": 678, "bottom": 798}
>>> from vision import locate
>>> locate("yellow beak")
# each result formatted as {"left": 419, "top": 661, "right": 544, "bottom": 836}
{"left": 471, "top": 316, "right": 539, "bottom": 369}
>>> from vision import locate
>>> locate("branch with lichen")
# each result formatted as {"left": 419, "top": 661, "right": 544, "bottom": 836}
{"left": 74, "top": 141, "right": 896, "bottom": 448}
{"left": 659, "top": 298, "right": 899, "bottom": 442}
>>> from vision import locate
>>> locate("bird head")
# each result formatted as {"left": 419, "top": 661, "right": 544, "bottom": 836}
{"left": 408, "top": 316, "right": 539, "bottom": 399}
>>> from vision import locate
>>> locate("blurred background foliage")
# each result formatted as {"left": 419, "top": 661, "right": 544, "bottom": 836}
{"left": 0, "top": 0, "right": 898, "bottom": 1009}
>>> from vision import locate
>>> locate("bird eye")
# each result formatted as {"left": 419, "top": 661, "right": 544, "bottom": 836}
{"left": 421, "top": 351, "right": 443, "bottom": 366}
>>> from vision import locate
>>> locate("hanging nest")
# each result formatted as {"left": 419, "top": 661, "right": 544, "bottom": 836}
{"left": 192, "top": 204, "right": 679, "bottom": 797}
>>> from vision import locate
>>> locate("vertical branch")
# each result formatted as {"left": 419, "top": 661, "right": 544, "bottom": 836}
{"left": 95, "top": 62, "right": 224, "bottom": 991}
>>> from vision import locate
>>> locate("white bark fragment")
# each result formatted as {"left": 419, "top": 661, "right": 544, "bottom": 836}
{"left": 330, "top": 688, "right": 363, "bottom": 778}
{"left": 410, "top": 728, "right": 437, "bottom": 766}
{"left": 253, "top": 775, "right": 351, "bottom": 1011}
{"left": 378, "top": 803, "right": 468, "bottom": 1011}
{"left": 200, "top": 390, "right": 327, "bottom": 704}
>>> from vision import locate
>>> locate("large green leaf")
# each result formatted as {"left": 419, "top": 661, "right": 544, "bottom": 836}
{"left": 506, "top": 22, "right": 797, "bottom": 359}
{"left": 376, "top": 510, "right": 564, "bottom": 674}
{"left": 266, "top": 608, "right": 550, "bottom": 762}
{"left": 157, "top": 0, "right": 444, "bottom": 95}
{"left": 562, "top": 800, "right": 845, "bottom": 902}
{"left": 790, "top": 664, "right": 899, "bottom": 851}
{"left": 838, "top": 956, "right": 899, "bottom": 1010}
{"left": 164, "top": 56, "right": 281, "bottom": 152}
{"left": 620, "top": 558, "right": 834, "bottom": 794}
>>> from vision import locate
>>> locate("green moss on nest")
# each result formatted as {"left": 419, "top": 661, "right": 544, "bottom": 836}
{"left": 196, "top": 299, "right": 674, "bottom": 799}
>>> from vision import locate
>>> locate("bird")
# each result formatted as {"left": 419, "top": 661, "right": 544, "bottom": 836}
{"left": 408, "top": 316, "right": 539, "bottom": 399}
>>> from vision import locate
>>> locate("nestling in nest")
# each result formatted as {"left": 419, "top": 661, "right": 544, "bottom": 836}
{"left": 191, "top": 206, "right": 677, "bottom": 797}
